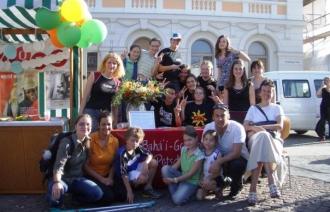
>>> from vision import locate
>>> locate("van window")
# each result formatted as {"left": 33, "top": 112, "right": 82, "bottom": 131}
{"left": 273, "top": 80, "right": 278, "bottom": 102}
{"left": 282, "top": 80, "right": 310, "bottom": 98}
{"left": 314, "top": 79, "right": 323, "bottom": 98}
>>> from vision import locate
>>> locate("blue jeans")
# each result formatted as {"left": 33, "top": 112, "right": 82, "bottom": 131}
{"left": 161, "top": 165, "right": 198, "bottom": 205}
{"left": 47, "top": 178, "right": 103, "bottom": 207}
{"left": 83, "top": 108, "right": 102, "bottom": 132}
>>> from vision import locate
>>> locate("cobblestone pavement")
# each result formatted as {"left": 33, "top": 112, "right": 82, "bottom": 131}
{"left": 0, "top": 176, "right": 329, "bottom": 212}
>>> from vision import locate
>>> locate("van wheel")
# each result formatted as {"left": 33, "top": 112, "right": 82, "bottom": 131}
{"left": 295, "top": 130, "right": 307, "bottom": 135}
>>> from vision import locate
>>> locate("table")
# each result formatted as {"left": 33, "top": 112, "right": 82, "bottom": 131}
{"left": 112, "top": 127, "right": 203, "bottom": 187}
{"left": 0, "top": 120, "right": 65, "bottom": 194}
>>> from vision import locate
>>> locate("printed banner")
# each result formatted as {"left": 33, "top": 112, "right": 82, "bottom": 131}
{"left": 111, "top": 128, "right": 203, "bottom": 187}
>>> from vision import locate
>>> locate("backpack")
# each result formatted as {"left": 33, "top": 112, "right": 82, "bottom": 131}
{"left": 39, "top": 132, "right": 75, "bottom": 183}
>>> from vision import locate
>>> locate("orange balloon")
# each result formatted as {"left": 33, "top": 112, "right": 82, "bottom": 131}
{"left": 47, "top": 29, "right": 64, "bottom": 48}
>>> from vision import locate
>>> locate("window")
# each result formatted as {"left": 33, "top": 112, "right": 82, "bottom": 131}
{"left": 87, "top": 52, "right": 98, "bottom": 73}
{"left": 248, "top": 41, "right": 268, "bottom": 71}
{"left": 273, "top": 80, "right": 278, "bottom": 102}
{"left": 282, "top": 80, "right": 311, "bottom": 98}
{"left": 314, "top": 79, "right": 323, "bottom": 98}
{"left": 191, "top": 39, "right": 213, "bottom": 76}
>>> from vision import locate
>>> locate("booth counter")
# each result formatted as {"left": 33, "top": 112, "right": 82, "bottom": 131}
{"left": 0, "top": 120, "right": 66, "bottom": 194}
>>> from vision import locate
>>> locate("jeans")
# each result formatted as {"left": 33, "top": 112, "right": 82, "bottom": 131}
{"left": 83, "top": 108, "right": 103, "bottom": 132}
{"left": 86, "top": 175, "right": 126, "bottom": 205}
{"left": 47, "top": 178, "right": 103, "bottom": 207}
{"left": 161, "top": 165, "right": 198, "bottom": 205}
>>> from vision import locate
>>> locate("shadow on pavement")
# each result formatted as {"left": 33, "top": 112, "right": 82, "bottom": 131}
{"left": 310, "top": 158, "right": 330, "bottom": 165}
{"left": 284, "top": 133, "right": 330, "bottom": 147}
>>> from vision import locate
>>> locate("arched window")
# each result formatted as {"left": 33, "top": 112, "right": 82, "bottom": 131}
{"left": 191, "top": 39, "right": 213, "bottom": 76}
{"left": 133, "top": 37, "right": 150, "bottom": 50}
{"left": 248, "top": 41, "right": 268, "bottom": 71}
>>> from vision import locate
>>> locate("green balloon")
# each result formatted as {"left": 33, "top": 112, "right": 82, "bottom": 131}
{"left": 77, "top": 36, "right": 92, "bottom": 48}
{"left": 35, "top": 7, "right": 61, "bottom": 30}
{"left": 81, "top": 19, "right": 108, "bottom": 45}
{"left": 56, "top": 22, "right": 81, "bottom": 47}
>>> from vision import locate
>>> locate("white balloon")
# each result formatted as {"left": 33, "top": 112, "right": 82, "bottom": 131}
{"left": 33, "top": 41, "right": 45, "bottom": 52}
{"left": 22, "top": 43, "right": 32, "bottom": 52}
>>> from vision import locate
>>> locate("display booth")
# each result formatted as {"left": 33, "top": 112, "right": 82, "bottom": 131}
{"left": 0, "top": 0, "right": 103, "bottom": 193}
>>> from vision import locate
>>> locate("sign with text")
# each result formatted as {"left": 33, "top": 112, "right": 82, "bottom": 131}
{"left": 112, "top": 127, "right": 203, "bottom": 187}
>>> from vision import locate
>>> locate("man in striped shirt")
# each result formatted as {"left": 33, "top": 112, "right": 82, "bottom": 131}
{"left": 137, "top": 38, "right": 162, "bottom": 82}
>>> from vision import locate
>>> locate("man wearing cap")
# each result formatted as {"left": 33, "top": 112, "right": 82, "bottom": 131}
{"left": 157, "top": 32, "right": 183, "bottom": 91}
{"left": 203, "top": 104, "right": 249, "bottom": 199}
{"left": 137, "top": 38, "right": 162, "bottom": 82}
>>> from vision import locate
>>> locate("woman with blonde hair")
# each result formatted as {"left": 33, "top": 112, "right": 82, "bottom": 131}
{"left": 80, "top": 52, "right": 125, "bottom": 131}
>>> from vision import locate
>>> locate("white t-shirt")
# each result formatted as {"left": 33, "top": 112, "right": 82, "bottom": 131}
{"left": 203, "top": 148, "right": 221, "bottom": 180}
{"left": 203, "top": 120, "right": 249, "bottom": 160}
{"left": 244, "top": 104, "right": 284, "bottom": 123}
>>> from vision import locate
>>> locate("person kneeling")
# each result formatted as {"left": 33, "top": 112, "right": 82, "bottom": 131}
{"left": 114, "top": 127, "right": 161, "bottom": 204}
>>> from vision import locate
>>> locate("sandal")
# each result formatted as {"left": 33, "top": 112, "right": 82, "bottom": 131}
{"left": 269, "top": 184, "right": 281, "bottom": 198}
{"left": 247, "top": 192, "right": 257, "bottom": 206}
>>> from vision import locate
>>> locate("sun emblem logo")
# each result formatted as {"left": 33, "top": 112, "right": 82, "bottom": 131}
{"left": 192, "top": 110, "right": 207, "bottom": 126}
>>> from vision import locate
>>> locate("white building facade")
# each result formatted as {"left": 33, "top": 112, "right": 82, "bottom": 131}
{"left": 304, "top": 0, "right": 330, "bottom": 71}
{"left": 85, "top": 0, "right": 304, "bottom": 76}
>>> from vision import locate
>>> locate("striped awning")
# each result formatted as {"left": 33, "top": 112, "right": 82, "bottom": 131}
{"left": 0, "top": 0, "right": 60, "bottom": 10}
{"left": 0, "top": 5, "right": 52, "bottom": 43}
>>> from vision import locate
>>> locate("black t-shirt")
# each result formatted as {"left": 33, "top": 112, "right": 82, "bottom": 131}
{"left": 197, "top": 76, "right": 217, "bottom": 97}
{"left": 85, "top": 75, "right": 119, "bottom": 111}
{"left": 158, "top": 48, "right": 180, "bottom": 83}
{"left": 184, "top": 102, "right": 213, "bottom": 127}
{"left": 151, "top": 97, "right": 176, "bottom": 127}
{"left": 227, "top": 84, "right": 250, "bottom": 112}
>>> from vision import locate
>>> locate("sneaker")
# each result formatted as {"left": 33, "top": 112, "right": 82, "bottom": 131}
{"left": 247, "top": 192, "right": 257, "bottom": 206}
{"left": 142, "top": 188, "right": 162, "bottom": 199}
{"left": 269, "top": 184, "right": 281, "bottom": 198}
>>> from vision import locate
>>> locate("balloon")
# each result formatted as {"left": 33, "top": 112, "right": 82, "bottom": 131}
{"left": 4, "top": 45, "right": 17, "bottom": 59}
{"left": 48, "top": 29, "right": 64, "bottom": 48}
{"left": 33, "top": 41, "right": 45, "bottom": 51}
{"left": 11, "top": 61, "right": 23, "bottom": 73}
{"left": 35, "top": 7, "right": 61, "bottom": 30}
{"left": 60, "top": 0, "right": 89, "bottom": 23}
{"left": 22, "top": 43, "right": 32, "bottom": 52}
{"left": 81, "top": 19, "right": 108, "bottom": 44}
{"left": 77, "top": 37, "right": 92, "bottom": 48}
{"left": 56, "top": 22, "right": 81, "bottom": 47}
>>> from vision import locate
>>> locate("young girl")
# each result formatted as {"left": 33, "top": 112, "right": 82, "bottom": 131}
{"left": 196, "top": 130, "right": 222, "bottom": 200}
{"left": 161, "top": 126, "right": 204, "bottom": 205}
{"left": 197, "top": 60, "right": 217, "bottom": 98}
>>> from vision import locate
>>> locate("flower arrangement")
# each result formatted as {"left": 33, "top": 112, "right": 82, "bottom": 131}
{"left": 112, "top": 80, "right": 164, "bottom": 107}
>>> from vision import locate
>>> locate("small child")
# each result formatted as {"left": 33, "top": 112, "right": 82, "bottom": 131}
{"left": 196, "top": 130, "right": 222, "bottom": 200}
{"left": 114, "top": 127, "right": 161, "bottom": 204}
{"left": 161, "top": 126, "right": 204, "bottom": 205}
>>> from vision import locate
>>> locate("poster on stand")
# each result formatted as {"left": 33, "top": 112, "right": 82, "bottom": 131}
{"left": 45, "top": 70, "right": 70, "bottom": 109}
{"left": 0, "top": 71, "right": 39, "bottom": 118}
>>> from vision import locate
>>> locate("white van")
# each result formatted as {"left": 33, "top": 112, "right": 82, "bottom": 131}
{"left": 264, "top": 71, "right": 329, "bottom": 134}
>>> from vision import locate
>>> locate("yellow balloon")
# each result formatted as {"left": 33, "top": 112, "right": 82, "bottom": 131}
{"left": 60, "top": 0, "right": 87, "bottom": 23}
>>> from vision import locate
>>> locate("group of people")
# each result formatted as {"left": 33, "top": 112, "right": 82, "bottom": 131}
{"left": 79, "top": 33, "right": 275, "bottom": 132}
{"left": 47, "top": 33, "right": 288, "bottom": 207}
{"left": 48, "top": 81, "right": 286, "bottom": 207}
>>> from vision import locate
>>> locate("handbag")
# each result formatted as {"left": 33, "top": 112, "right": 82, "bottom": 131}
{"left": 253, "top": 105, "right": 277, "bottom": 138}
